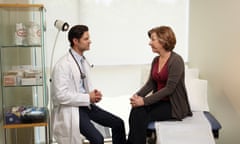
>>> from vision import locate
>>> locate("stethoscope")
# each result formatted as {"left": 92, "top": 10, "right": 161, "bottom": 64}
{"left": 69, "top": 49, "right": 94, "bottom": 79}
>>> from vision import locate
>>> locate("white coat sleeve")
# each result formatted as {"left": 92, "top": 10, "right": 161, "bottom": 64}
{"left": 51, "top": 59, "right": 90, "bottom": 107}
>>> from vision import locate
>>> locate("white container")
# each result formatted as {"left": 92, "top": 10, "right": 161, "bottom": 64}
{"left": 14, "top": 23, "right": 27, "bottom": 45}
{"left": 27, "top": 21, "right": 41, "bottom": 45}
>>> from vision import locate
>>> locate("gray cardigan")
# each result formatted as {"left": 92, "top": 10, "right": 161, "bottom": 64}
{"left": 137, "top": 52, "right": 192, "bottom": 120}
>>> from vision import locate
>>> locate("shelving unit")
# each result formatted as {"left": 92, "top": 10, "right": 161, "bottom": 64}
{"left": 0, "top": 3, "right": 48, "bottom": 144}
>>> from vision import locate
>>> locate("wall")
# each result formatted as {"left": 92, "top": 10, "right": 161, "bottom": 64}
{"left": 188, "top": 0, "right": 240, "bottom": 143}
{"left": 89, "top": 65, "right": 147, "bottom": 98}
{"left": 78, "top": 0, "right": 189, "bottom": 65}
{"left": 25, "top": 0, "right": 189, "bottom": 69}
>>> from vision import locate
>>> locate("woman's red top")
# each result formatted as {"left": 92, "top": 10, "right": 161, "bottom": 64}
{"left": 152, "top": 58, "right": 169, "bottom": 101}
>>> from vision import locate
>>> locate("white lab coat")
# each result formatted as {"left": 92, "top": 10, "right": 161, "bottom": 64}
{"left": 51, "top": 52, "right": 93, "bottom": 144}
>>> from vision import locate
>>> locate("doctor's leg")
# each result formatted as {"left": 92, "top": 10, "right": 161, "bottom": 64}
{"left": 79, "top": 107, "right": 104, "bottom": 144}
{"left": 88, "top": 104, "right": 126, "bottom": 144}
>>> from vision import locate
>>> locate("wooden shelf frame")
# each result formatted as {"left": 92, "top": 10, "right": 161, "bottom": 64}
{"left": 3, "top": 122, "right": 48, "bottom": 129}
{"left": 0, "top": 3, "right": 44, "bottom": 9}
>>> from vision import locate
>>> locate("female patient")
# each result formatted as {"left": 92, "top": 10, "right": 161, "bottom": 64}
{"left": 126, "top": 26, "right": 192, "bottom": 144}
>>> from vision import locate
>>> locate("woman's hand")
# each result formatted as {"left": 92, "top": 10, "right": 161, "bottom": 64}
{"left": 130, "top": 94, "right": 144, "bottom": 107}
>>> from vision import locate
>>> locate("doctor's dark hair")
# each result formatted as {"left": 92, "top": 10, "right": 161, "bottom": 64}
{"left": 148, "top": 26, "right": 176, "bottom": 51}
{"left": 68, "top": 25, "right": 89, "bottom": 47}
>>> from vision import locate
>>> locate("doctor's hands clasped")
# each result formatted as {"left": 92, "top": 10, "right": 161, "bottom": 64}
{"left": 90, "top": 89, "right": 102, "bottom": 103}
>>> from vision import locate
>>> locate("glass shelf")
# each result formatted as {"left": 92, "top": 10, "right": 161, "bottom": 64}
{"left": 3, "top": 84, "right": 44, "bottom": 87}
{"left": 1, "top": 45, "right": 42, "bottom": 48}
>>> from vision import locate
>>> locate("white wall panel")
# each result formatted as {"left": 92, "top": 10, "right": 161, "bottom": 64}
{"left": 79, "top": 0, "right": 189, "bottom": 65}
{"left": 31, "top": 0, "right": 188, "bottom": 66}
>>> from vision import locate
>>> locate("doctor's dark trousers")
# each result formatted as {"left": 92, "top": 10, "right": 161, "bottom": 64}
{"left": 79, "top": 104, "right": 126, "bottom": 144}
{"left": 126, "top": 101, "right": 172, "bottom": 144}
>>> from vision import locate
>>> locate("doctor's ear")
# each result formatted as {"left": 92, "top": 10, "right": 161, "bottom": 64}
{"left": 73, "top": 38, "right": 79, "bottom": 44}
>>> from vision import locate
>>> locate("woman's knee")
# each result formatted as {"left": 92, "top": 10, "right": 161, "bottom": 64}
{"left": 130, "top": 107, "right": 146, "bottom": 118}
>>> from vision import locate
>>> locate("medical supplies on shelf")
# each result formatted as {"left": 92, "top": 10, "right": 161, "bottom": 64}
{"left": 14, "top": 21, "right": 41, "bottom": 46}
{"left": 3, "top": 65, "right": 42, "bottom": 86}
{"left": 5, "top": 106, "right": 48, "bottom": 124}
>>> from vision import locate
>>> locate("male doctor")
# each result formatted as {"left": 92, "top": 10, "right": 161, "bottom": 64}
{"left": 51, "top": 25, "right": 126, "bottom": 144}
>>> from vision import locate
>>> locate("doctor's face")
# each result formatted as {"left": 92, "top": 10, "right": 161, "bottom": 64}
{"left": 73, "top": 31, "right": 91, "bottom": 55}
